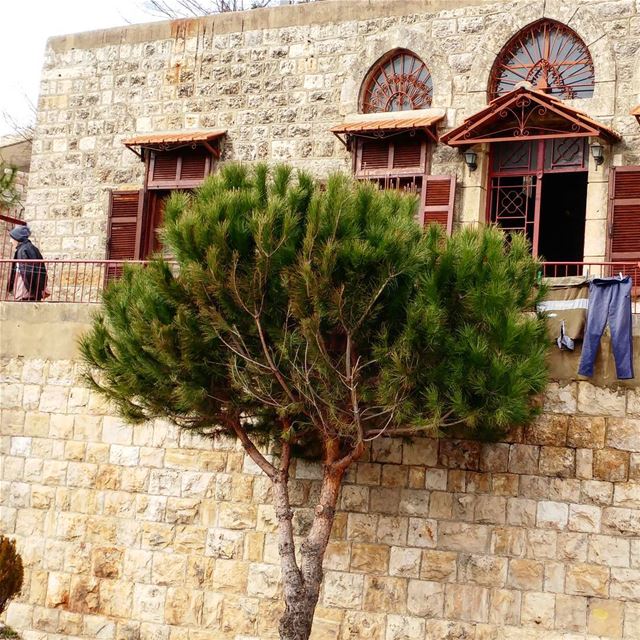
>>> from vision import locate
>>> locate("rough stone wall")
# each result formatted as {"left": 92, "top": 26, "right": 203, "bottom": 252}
{"left": 1, "top": 305, "right": 640, "bottom": 640}
{"left": 23, "top": 0, "right": 640, "bottom": 259}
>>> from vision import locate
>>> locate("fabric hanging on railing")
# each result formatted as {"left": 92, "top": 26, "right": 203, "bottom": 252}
{"left": 537, "top": 276, "right": 590, "bottom": 350}
{"left": 578, "top": 276, "right": 634, "bottom": 380}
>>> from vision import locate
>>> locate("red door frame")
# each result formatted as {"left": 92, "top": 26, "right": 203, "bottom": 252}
{"left": 486, "top": 138, "right": 588, "bottom": 256}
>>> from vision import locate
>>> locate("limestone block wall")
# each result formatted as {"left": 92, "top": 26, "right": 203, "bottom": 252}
{"left": 1, "top": 304, "right": 640, "bottom": 640}
{"left": 23, "top": 0, "right": 640, "bottom": 258}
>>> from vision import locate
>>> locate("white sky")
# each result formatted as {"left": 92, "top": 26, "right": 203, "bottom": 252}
{"left": 1, "top": 0, "right": 163, "bottom": 137}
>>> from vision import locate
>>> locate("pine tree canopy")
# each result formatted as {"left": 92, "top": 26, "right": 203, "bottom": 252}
{"left": 81, "top": 163, "right": 549, "bottom": 450}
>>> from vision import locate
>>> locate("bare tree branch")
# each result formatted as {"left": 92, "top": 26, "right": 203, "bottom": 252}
{"left": 140, "top": 0, "right": 275, "bottom": 19}
{"left": 1, "top": 92, "right": 36, "bottom": 144}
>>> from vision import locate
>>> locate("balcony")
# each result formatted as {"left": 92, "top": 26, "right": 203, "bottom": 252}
{"left": 1, "top": 258, "right": 639, "bottom": 306}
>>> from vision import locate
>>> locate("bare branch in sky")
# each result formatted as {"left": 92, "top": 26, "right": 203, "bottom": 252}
{"left": 1, "top": 93, "right": 36, "bottom": 143}
{"left": 140, "top": 0, "right": 278, "bottom": 18}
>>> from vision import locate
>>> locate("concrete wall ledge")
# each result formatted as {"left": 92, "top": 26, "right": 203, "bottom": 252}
{"left": 1, "top": 302, "right": 639, "bottom": 387}
{"left": 1, "top": 302, "right": 94, "bottom": 361}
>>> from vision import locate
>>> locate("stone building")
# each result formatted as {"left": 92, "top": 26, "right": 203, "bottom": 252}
{"left": 1, "top": 0, "right": 640, "bottom": 639}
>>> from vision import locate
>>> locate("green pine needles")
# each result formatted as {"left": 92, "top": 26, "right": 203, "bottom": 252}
{"left": 81, "top": 163, "right": 548, "bottom": 446}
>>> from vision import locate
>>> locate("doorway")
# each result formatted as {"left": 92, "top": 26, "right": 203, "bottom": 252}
{"left": 488, "top": 139, "right": 589, "bottom": 262}
{"left": 538, "top": 172, "right": 588, "bottom": 263}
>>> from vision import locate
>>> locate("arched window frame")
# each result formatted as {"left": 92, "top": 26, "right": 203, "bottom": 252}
{"left": 488, "top": 19, "right": 595, "bottom": 100}
{"left": 359, "top": 49, "right": 434, "bottom": 114}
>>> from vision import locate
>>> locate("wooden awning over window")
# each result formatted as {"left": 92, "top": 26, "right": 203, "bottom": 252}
{"left": 632, "top": 105, "right": 640, "bottom": 125}
{"left": 123, "top": 128, "right": 227, "bottom": 158}
{"left": 441, "top": 87, "right": 620, "bottom": 147}
{"left": 331, "top": 109, "right": 445, "bottom": 144}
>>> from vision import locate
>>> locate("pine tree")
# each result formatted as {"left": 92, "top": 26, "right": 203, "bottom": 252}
{"left": 81, "top": 163, "right": 548, "bottom": 639}
{"left": 0, "top": 536, "right": 23, "bottom": 616}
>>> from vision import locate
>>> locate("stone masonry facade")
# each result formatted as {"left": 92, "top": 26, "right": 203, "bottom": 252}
{"left": 1, "top": 345, "right": 640, "bottom": 639}
{"left": 2, "top": 0, "right": 640, "bottom": 638}
{"left": 23, "top": 0, "right": 640, "bottom": 260}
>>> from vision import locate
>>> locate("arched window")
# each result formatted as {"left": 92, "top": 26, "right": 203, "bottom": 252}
{"left": 489, "top": 20, "right": 595, "bottom": 100}
{"left": 360, "top": 50, "right": 433, "bottom": 113}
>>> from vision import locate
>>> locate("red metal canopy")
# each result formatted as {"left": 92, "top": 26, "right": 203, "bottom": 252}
{"left": 441, "top": 87, "right": 620, "bottom": 147}
{"left": 331, "top": 109, "right": 445, "bottom": 144}
{"left": 123, "top": 128, "right": 227, "bottom": 158}
{"left": 123, "top": 128, "right": 226, "bottom": 146}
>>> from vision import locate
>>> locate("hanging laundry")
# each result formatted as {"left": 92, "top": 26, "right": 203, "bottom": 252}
{"left": 537, "top": 276, "right": 589, "bottom": 350}
{"left": 578, "top": 276, "right": 634, "bottom": 380}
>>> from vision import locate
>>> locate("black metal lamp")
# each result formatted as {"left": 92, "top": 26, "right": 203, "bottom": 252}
{"left": 590, "top": 141, "right": 604, "bottom": 169}
{"left": 463, "top": 149, "right": 478, "bottom": 172}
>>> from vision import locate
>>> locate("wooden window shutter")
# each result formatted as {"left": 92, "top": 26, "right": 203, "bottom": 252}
{"left": 421, "top": 175, "right": 456, "bottom": 235}
{"left": 392, "top": 137, "right": 424, "bottom": 169}
{"left": 106, "top": 190, "right": 144, "bottom": 261}
{"left": 360, "top": 140, "right": 390, "bottom": 170}
{"left": 148, "top": 148, "right": 212, "bottom": 188}
{"left": 608, "top": 166, "right": 640, "bottom": 262}
{"left": 151, "top": 151, "right": 180, "bottom": 183}
{"left": 179, "top": 148, "right": 209, "bottom": 182}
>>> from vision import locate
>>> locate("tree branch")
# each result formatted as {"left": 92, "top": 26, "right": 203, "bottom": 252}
{"left": 223, "top": 413, "right": 277, "bottom": 479}
{"left": 254, "top": 313, "right": 299, "bottom": 407}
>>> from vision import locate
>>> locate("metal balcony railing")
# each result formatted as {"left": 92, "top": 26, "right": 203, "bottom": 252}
{"left": 0, "top": 259, "right": 639, "bottom": 305}
{"left": 0, "top": 259, "right": 155, "bottom": 303}
{"left": 539, "top": 261, "right": 640, "bottom": 280}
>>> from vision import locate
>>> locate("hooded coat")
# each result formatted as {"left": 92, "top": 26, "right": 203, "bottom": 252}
{"left": 8, "top": 239, "right": 47, "bottom": 300}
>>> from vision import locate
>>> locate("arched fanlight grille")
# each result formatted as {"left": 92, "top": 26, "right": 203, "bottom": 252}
{"left": 361, "top": 50, "right": 433, "bottom": 113}
{"left": 489, "top": 20, "right": 595, "bottom": 100}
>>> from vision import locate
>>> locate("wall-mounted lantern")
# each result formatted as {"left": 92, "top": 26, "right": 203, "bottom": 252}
{"left": 590, "top": 141, "right": 604, "bottom": 169}
{"left": 463, "top": 149, "right": 478, "bottom": 172}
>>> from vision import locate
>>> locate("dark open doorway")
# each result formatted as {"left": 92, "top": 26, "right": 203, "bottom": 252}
{"left": 537, "top": 172, "right": 588, "bottom": 263}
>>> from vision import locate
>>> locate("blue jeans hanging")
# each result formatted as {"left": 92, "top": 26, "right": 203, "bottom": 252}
{"left": 578, "top": 276, "right": 634, "bottom": 380}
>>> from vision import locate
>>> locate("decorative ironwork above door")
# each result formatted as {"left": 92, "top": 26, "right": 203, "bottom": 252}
{"left": 492, "top": 139, "right": 588, "bottom": 174}
{"left": 441, "top": 86, "right": 620, "bottom": 146}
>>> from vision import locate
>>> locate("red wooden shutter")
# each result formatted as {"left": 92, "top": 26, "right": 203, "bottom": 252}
{"left": 360, "top": 140, "right": 390, "bottom": 170}
{"left": 151, "top": 152, "right": 180, "bottom": 183}
{"left": 392, "top": 137, "right": 424, "bottom": 169}
{"left": 106, "top": 190, "right": 143, "bottom": 281}
{"left": 179, "top": 148, "right": 209, "bottom": 182}
{"left": 149, "top": 149, "right": 212, "bottom": 187}
{"left": 421, "top": 175, "right": 456, "bottom": 235}
{"left": 608, "top": 166, "right": 640, "bottom": 260}
{"left": 608, "top": 166, "right": 640, "bottom": 284}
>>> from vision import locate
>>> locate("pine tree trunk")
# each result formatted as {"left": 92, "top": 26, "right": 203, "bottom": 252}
{"left": 276, "top": 464, "right": 345, "bottom": 640}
